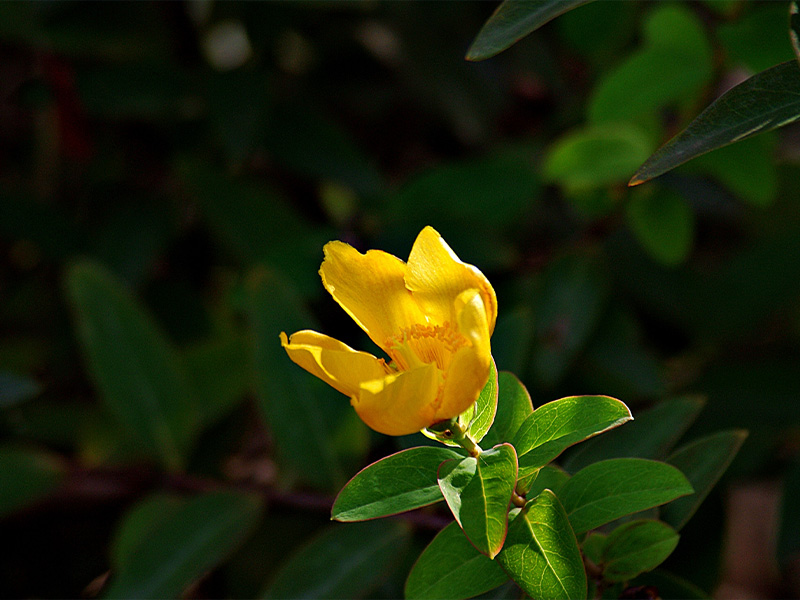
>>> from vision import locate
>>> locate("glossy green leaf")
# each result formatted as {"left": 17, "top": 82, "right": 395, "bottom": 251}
{"left": 332, "top": 446, "right": 463, "bottom": 521}
{"left": 497, "top": 490, "right": 586, "bottom": 600}
{"left": 513, "top": 395, "right": 631, "bottom": 472}
{"left": 631, "top": 61, "right": 800, "bottom": 186}
{"left": 563, "top": 396, "right": 705, "bottom": 473}
{"left": 626, "top": 187, "right": 694, "bottom": 267}
{"left": 66, "top": 260, "right": 197, "bottom": 471}
{"left": 531, "top": 253, "right": 611, "bottom": 387}
{"left": 661, "top": 430, "right": 747, "bottom": 530}
{"left": 482, "top": 371, "right": 534, "bottom": 448}
{"left": 246, "top": 268, "right": 364, "bottom": 490}
{"left": 466, "top": 0, "right": 593, "bottom": 61}
{"left": 405, "top": 521, "right": 508, "bottom": 600}
{"left": 264, "top": 520, "right": 409, "bottom": 599}
{"left": 0, "top": 371, "right": 41, "bottom": 408}
{"left": 544, "top": 124, "right": 653, "bottom": 193}
{"left": 602, "top": 519, "right": 679, "bottom": 582}
{"left": 778, "top": 459, "right": 800, "bottom": 565}
{"left": 466, "top": 359, "right": 499, "bottom": 444}
{"left": 559, "top": 458, "right": 693, "bottom": 535}
{"left": 588, "top": 4, "right": 712, "bottom": 124}
{"left": 0, "top": 447, "right": 65, "bottom": 517}
{"left": 438, "top": 444, "right": 517, "bottom": 558}
{"left": 105, "top": 491, "right": 263, "bottom": 599}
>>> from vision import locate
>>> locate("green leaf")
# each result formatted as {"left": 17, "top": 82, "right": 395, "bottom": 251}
{"left": 559, "top": 458, "right": 694, "bottom": 535}
{"left": 531, "top": 253, "right": 611, "bottom": 387}
{"left": 513, "top": 395, "right": 632, "bottom": 473}
{"left": 246, "top": 268, "right": 365, "bottom": 490}
{"left": 630, "top": 569, "right": 709, "bottom": 599}
{"left": 630, "top": 60, "right": 800, "bottom": 186}
{"left": 264, "top": 521, "right": 409, "bottom": 599}
{"left": 66, "top": 260, "right": 197, "bottom": 471}
{"left": 718, "top": 3, "right": 798, "bottom": 73}
{"left": 105, "top": 491, "right": 263, "bottom": 599}
{"left": 466, "top": 359, "right": 499, "bottom": 444}
{"left": 563, "top": 395, "right": 705, "bottom": 473}
{"left": 438, "top": 443, "right": 518, "bottom": 558}
{"left": 466, "top": 0, "right": 593, "bottom": 61}
{"left": 405, "top": 521, "right": 509, "bottom": 600}
{"left": 0, "top": 371, "right": 41, "bottom": 408}
{"left": 626, "top": 186, "right": 694, "bottom": 267}
{"left": 332, "top": 446, "right": 463, "bottom": 521}
{"left": 111, "top": 493, "right": 184, "bottom": 569}
{"left": 602, "top": 520, "right": 679, "bottom": 583}
{"left": 0, "top": 447, "right": 65, "bottom": 517}
{"left": 522, "top": 464, "right": 570, "bottom": 497}
{"left": 661, "top": 430, "right": 747, "bottom": 530}
{"left": 497, "top": 490, "right": 587, "bottom": 600}
{"left": 588, "top": 4, "right": 712, "bottom": 124}
{"left": 778, "top": 459, "right": 800, "bottom": 566}
{"left": 544, "top": 124, "right": 653, "bottom": 194}
{"left": 482, "top": 371, "right": 534, "bottom": 448}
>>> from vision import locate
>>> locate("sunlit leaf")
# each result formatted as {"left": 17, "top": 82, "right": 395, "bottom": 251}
{"left": 631, "top": 61, "right": 800, "bottom": 186}
{"left": 466, "top": 359, "right": 499, "bottom": 444}
{"left": 482, "top": 371, "right": 534, "bottom": 448}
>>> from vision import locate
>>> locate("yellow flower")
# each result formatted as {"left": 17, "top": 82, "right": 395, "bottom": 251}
{"left": 281, "top": 226, "right": 497, "bottom": 436}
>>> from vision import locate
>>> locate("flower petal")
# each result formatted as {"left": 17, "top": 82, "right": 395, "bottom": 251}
{"left": 354, "top": 363, "right": 443, "bottom": 436}
{"left": 281, "top": 330, "right": 388, "bottom": 397}
{"left": 405, "top": 226, "right": 497, "bottom": 334}
{"left": 319, "top": 241, "right": 426, "bottom": 351}
{"left": 434, "top": 290, "right": 493, "bottom": 420}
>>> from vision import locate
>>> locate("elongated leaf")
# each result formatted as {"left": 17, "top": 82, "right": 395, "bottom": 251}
{"left": 466, "top": 359, "right": 499, "bottom": 445}
{"left": 563, "top": 396, "right": 705, "bottom": 473}
{"left": 559, "top": 458, "right": 693, "bottom": 535}
{"left": 438, "top": 444, "right": 518, "bottom": 558}
{"left": 246, "top": 268, "right": 365, "bottom": 490}
{"left": 602, "top": 520, "right": 679, "bottom": 582}
{"left": 497, "top": 490, "right": 586, "bottom": 600}
{"left": 264, "top": 521, "right": 409, "bottom": 599}
{"left": 513, "top": 395, "right": 631, "bottom": 471}
{"left": 66, "top": 260, "right": 197, "bottom": 471}
{"left": 0, "top": 447, "right": 65, "bottom": 517}
{"left": 105, "top": 491, "right": 263, "bottom": 599}
{"left": 332, "top": 446, "right": 463, "bottom": 521}
{"left": 631, "top": 60, "right": 800, "bottom": 185}
{"left": 405, "top": 521, "right": 508, "bottom": 600}
{"left": 466, "top": 0, "right": 593, "bottom": 61}
{"left": 661, "top": 430, "right": 747, "bottom": 530}
{"left": 482, "top": 371, "right": 534, "bottom": 448}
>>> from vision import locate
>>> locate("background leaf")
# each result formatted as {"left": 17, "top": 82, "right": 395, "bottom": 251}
{"left": 332, "top": 446, "right": 463, "bottom": 521}
{"left": 263, "top": 520, "right": 410, "bottom": 599}
{"left": 0, "top": 446, "right": 65, "bottom": 517}
{"left": 601, "top": 519, "right": 680, "bottom": 583}
{"left": 497, "top": 489, "right": 586, "bottom": 600}
{"left": 625, "top": 186, "right": 695, "bottom": 267}
{"left": 405, "top": 521, "right": 508, "bottom": 600}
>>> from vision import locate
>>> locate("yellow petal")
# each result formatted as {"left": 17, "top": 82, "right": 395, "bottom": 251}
{"left": 319, "top": 241, "right": 426, "bottom": 352}
{"left": 434, "top": 290, "right": 492, "bottom": 420}
{"left": 405, "top": 226, "right": 497, "bottom": 334}
{"left": 354, "top": 362, "right": 443, "bottom": 436}
{"left": 281, "top": 330, "right": 388, "bottom": 397}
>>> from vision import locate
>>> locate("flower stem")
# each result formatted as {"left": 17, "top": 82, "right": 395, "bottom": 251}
{"left": 449, "top": 420, "right": 483, "bottom": 457}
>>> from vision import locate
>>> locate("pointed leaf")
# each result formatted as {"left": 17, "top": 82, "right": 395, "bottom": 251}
{"left": 559, "top": 458, "right": 693, "bottom": 535}
{"left": 497, "top": 490, "right": 586, "bottom": 600}
{"left": 66, "top": 260, "right": 196, "bottom": 470}
{"left": 482, "top": 371, "right": 534, "bottom": 448}
{"left": 602, "top": 519, "right": 679, "bottom": 582}
{"left": 332, "top": 446, "right": 463, "bottom": 521}
{"left": 264, "top": 521, "right": 409, "bottom": 599}
{"left": 0, "top": 447, "right": 65, "bottom": 517}
{"left": 661, "top": 430, "right": 747, "bottom": 530}
{"left": 466, "top": 359, "right": 499, "bottom": 444}
{"left": 513, "top": 395, "right": 632, "bottom": 473}
{"left": 405, "top": 521, "right": 508, "bottom": 600}
{"left": 631, "top": 60, "right": 800, "bottom": 185}
{"left": 466, "top": 0, "right": 594, "bottom": 61}
{"left": 563, "top": 396, "right": 705, "bottom": 473}
{"left": 105, "top": 491, "right": 263, "bottom": 599}
{"left": 438, "top": 444, "right": 518, "bottom": 558}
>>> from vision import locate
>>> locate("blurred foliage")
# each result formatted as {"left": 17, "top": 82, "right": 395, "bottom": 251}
{"left": 1, "top": 1, "right": 800, "bottom": 598}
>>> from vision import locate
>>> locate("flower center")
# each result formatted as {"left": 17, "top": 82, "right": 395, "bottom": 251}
{"left": 385, "top": 321, "right": 468, "bottom": 372}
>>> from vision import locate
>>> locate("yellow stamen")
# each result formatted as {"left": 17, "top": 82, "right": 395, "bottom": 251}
{"left": 385, "top": 321, "right": 468, "bottom": 372}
